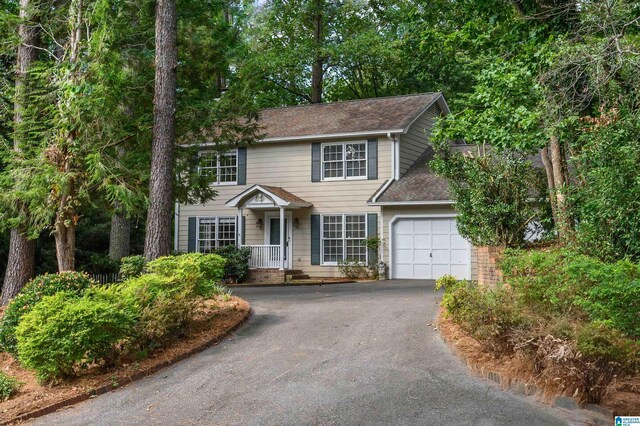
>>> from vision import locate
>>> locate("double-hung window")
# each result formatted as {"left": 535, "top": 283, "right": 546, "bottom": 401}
{"left": 321, "top": 214, "right": 367, "bottom": 264}
{"left": 321, "top": 142, "right": 367, "bottom": 180}
{"left": 197, "top": 216, "right": 237, "bottom": 253}
{"left": 199, "top": 149, "right": 238, "bottom": 184}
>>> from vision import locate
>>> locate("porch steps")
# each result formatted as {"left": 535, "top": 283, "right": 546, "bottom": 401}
{"left": 285, "top": 269, "right": 310, "bottom": 281}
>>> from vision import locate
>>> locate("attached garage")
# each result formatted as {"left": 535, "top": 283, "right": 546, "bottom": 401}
{"left": 390, "top": 216, "right": 470, "bottom": 280}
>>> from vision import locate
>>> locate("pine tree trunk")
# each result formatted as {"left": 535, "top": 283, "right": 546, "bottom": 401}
{"left": 2, "top": 0, "right": 38, "bottom": 304}
{"left": 144, "top": 0, "right": 177, "bottom": 261}
{"left": 109, "top": 208, "right": 130, "bottom": 261}
{"left": 310, "top": 0, "right": 323, "bottom": 104}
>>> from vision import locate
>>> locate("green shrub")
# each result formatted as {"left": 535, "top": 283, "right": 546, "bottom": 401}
{"left": 574, "top": 262, "right": 640, "bottom": 339}
{"left": 0, "top": 372, "right": 22, "bottom": 401}
{"left": 15, "top": 291, "right": 137, "bottom": 383}
{"left": 118, "top": 274, "right": 194, "bottom": 347}
{"left": 575, "top": 322, "right": 637, "bottom": 367}
{"left": 337, "top": 259, "right": 369, "bottom": 279}
{"left": 437, "top": 277, "right": 525, "bottom": 353}
{"left": 502, "top": 248, "right": 640, "bottom": 337}
{"left": 146, "top": 253, "right": 225, "bottom": 297}
{"left": 119, "top": 255, "right": 146, "bottom": 280}
{"left": 0, "top": 272, "right": 98, "bottom": 355}
{"left": 215, "top": 245, "right": 250, "bottom": 283}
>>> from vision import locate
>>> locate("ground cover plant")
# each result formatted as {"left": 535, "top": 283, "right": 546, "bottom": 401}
{"left": 437, "top": 248, "right": 640, "bottom": 405}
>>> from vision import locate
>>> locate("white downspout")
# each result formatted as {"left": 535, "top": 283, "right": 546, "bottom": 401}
{"left": 174, "top": 202, "right": 180, "bottom": 252}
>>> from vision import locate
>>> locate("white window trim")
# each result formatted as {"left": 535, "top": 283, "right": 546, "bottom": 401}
{"left": 320, "top": 213, "right": 368, "bottom": 266}
{"left": 196, "top": 216, "right": 237, "bottom": 252}
{"left": 198, "top": 148, "right": 239, "bottom": 186}
{"left": 320, "top": 142, "right": 368, "bottom": 181}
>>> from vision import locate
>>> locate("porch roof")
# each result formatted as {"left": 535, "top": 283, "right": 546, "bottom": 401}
{"left": 225, "top": 184, "right": 313, "bottom": 209}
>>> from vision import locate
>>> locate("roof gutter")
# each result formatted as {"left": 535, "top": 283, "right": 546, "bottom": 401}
{"left": 368, "top": 200, "right": 455, "bottom": 206}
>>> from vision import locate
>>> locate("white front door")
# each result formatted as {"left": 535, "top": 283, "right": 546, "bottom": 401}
{"left": 392, "top": 217, "right": 470, "bottom": 280}
{"left": 264, "top": 212, "right": 293, "bottom": 269}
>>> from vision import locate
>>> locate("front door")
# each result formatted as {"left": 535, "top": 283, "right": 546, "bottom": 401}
{"left": 269, "top": 217, "right": 290, "bottom": 268}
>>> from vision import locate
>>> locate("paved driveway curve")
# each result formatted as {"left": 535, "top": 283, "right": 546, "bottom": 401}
{"left": 37, "top": 280, "right": 584, "bottom": 425}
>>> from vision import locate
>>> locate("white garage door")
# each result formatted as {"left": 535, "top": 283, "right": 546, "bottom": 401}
{"left": 392, "top": 217, "right": 470, "bottom": 280}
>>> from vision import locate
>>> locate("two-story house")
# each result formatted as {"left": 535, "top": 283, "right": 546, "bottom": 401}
{"left": 175, "top": 93, "right": 476, "bottom": 282}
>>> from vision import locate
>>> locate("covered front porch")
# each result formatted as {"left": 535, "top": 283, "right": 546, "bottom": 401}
{"left": 226, "top": 184, "right": 312, "bottom": 271}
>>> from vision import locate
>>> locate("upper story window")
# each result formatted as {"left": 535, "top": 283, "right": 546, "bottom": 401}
{"left": 199, "top": 149, "right": 238, "bottom": 185}
{"left": 322, "top": 142, "right": 367, "bottom": 180}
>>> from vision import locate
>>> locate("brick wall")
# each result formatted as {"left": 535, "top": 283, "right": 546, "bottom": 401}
{"left": 474, "top": 246, "right": 504, "bottom": 286}
{"left": 246, "top": 269, "right": 285, "bottom": 284}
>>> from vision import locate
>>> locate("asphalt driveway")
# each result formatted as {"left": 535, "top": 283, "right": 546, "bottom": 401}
{"left": 36, "top": 280, "right": 587, "bottom": 425}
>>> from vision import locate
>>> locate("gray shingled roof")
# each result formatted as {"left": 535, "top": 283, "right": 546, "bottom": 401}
{"left": 376, "top": 146, "right": 461, "bottom": 203}
{"left": 259, "top": 93, "right": 442, "bottom": 140}
{"left": 375, "top": 145, "right": 544, "bottom": 203}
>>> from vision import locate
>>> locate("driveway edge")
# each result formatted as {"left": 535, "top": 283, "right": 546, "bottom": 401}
{"left": 4, "top": 306, "right": 253, "bottom": 425}
{"left": 436, "top": 310, "right": 613, "bottom": 426}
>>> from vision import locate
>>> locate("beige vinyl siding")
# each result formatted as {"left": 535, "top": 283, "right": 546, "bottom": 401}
{"left": 380, "top": 205, "right": 477, "bottom": 281}
{"left": 178, "top": 137, "right": 393, "bottom": 277}
{"left": 398, "top": 103, "right": 442, "bottom": 176}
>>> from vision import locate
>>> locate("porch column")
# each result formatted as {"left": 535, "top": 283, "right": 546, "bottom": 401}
{"left": 238, "top": 207, "right": 243, "bottom": 248}
{"left": 279, "top": 206, "right": 285, "bottom": 270}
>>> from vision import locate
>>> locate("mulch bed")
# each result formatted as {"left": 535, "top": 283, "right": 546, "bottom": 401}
{"left": 0, "top": 295, "right": 250, "bottom": 424}
{"left": 436, "top": 307, "right": 640, "bottom": 417}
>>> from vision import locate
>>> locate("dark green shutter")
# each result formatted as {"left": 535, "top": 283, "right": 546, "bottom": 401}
{"left": 311, "top": 143, "right": 321, "bottom": 182}
{"left": 367, "top": 139, "right": 378, "bottom": 180}
{"left": 311, "top": 214, "right": 321, "bottom": 265}
{"left": 241, "top": 215, "right": 246, "bottom": 245}
{"left": 188, "top": 217, "right": 197, "bottom": 253}
{"left": 237, "top": 147, "right": 247, "bottom": 185}
{"left": 367, "top": 213, "right": 378, "bottom": 263}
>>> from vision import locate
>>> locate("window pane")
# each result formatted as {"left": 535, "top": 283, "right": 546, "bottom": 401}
{"left": 346, "top": 143, "right": 366, "bottom": 177}
{"left": 323, "top": 239, "right": 343, "bottom": 263}
{"left": 323, "top": 215, "right": 342, "bottom": 238}
{"left": 322, "top": 145, "right": 344, "bottom": 178}
{"left": 345, "top": 214, "right": 367, "bottom": 263}
{"left": 219, "top": 151, "right": 237, "bottom": 183}
{"left": 217, "top": 217, "right": 236, "bottom": 247}
{"left": 199, "top": 152, "right": 218, "bottom": 178}
{"left": 198, "top": 218, "right": 216, "bottom": 253}
{"left": 322, "top": 215, "right": 343, "bottom": 263}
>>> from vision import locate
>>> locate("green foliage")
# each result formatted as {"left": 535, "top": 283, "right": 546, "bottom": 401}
{"left": 214, "top": 245, "right": 250, "bottom": 283}
{"left": 337, "top": 259, "right": 369, "bottom": 279}
{"left": 432, "top": 146, "right": 549, "bottom": 247}
{"left": 0, "top": 371, "right": 22, "bottom": 401}
{"left": 15, "top": 291, "right": 137, "bottom": 383}
{"left": 571, "top": 111, "right": 640, "bottom": 262}
{"left": 576, "top": 322, "right": 636, "bottom": 367}
{"left": 146, "top": 253, "right": 226, "bottom": 297}
{"left": 0, "top": 272, "right": 97, "bottom": 355}
{"left": 119, "top": 255, "right": 146, "bottom": 280}
{"left": 501, "top": 249, "right": 640, "bottom": 338}
{"left": 118, "top": 274, "right": 194, "bottom": 348}
{"left": 437, "top": 278, "right": 525, "bottom": 354}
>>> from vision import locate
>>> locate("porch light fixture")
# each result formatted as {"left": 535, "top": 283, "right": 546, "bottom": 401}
{"left": 256, "top": 218, "right": 263, "bottom": 229}
{"left": 294, "top": 218, "right": 299, "bottom": 229}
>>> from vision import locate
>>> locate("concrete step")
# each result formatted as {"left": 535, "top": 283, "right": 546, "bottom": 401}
{"left": 289, "top": 274, "right": 310, "bottom": 280}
